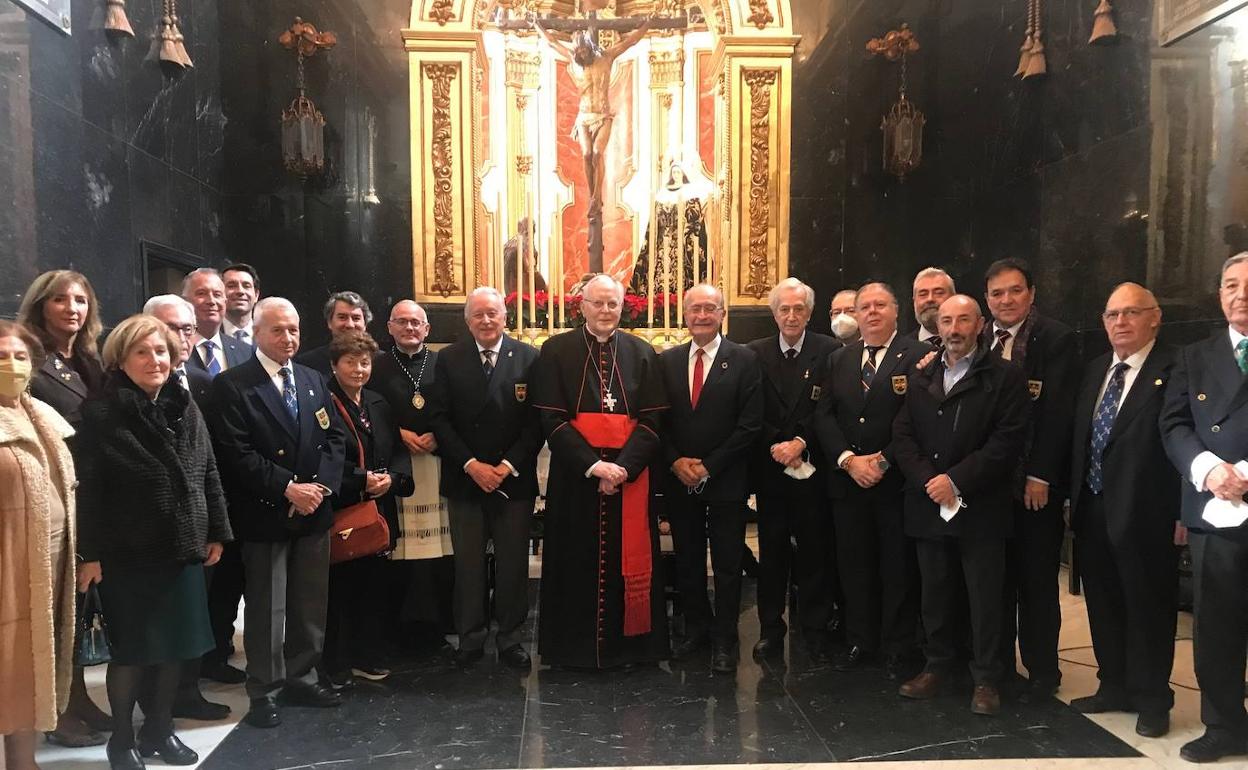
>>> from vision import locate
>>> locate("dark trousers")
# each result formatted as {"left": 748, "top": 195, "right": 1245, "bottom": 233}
{"left": 204, "top": 540, "right": 245, "bottom": 664}
{"left": 1076, "top": 491, "right": 1177, "bottom": 713}
{"left": 1191, "top": 531, "right": 1248, "bottom": 739}
{"left": 670, "top": 498, "right": 748, "bottom": 646}
{"left": 1000, "top": 499, "right": 1065, "bottom": 683}
{"left": 323, "top": 555, "right": 386, "bottom": 675}
{"left": 834, "top": 486, "right": 919, "bottom": 655}
{"left": 916, "top": 536, "right": 1006, "bottom": 686}
{"left": 756, "top": 482, "right": 832, "bottom": 642}
{"left": 447, "top": 494, "right": 534, "bottom": 652}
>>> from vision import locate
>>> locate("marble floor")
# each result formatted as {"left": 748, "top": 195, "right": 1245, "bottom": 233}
{"left": 29, "top": 546, "right": 1219, "bottom": 770}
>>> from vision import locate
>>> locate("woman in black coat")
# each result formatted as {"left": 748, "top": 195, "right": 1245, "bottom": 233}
{"left": 76, "top": 315, "right": 232, "bottom": 770}
{"left": 323, "top": 331, "right": 414, "bottom": 685}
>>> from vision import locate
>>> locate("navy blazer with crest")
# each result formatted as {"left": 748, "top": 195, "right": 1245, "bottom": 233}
{"left": 1070, "top": 343, "right": 1180, "bottom": 545}
{"left": 1161, "top": 330, "right": 1248, "bottom": 535}
{"left": 210, "top": 356, "right": 346, "bottom": 541}
{"left": 816, "top": 332, "right": 932, "bottom": 499}
{"left": 429, "top": 334, "right": 543, "bottom": 501}
{"left": 892, "top": 346, "right": 1029, "bottom": 539}
{"left": 659, "top": 336, "right": 763, "bottom": 502}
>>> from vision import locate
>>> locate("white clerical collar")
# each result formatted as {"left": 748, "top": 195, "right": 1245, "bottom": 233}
{"left": 690, "top": 334, "right": 722, "bottom": 361}
{"left": 779, "top": 331, "right": 806, "bottom": 356}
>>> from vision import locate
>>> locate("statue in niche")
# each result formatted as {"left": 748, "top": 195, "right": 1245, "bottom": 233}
{"left": 630, "top": 160, "right": 709, "bottom": 297}
{"left": 503, "top": 217, "right": 548, "bottom": 295}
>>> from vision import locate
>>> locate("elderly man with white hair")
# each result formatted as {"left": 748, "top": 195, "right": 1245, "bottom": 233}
{"left": 531, "top": 274, "right": 671, "bottom": 669}
{"left": 210, "top": 297, "right": 346, "bottom": 728}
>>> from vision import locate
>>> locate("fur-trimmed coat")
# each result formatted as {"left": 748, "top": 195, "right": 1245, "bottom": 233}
{"left": 0, "top": 395, "right": 77, "bottom": 733}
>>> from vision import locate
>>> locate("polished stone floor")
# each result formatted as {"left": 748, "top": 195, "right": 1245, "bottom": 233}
{"left": 33, "top": 545, "right": 1210, "bottom": 770}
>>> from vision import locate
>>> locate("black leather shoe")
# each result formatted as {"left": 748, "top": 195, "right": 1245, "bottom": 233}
{"left": 752, "top": 636, "right": 784, "bottom": 660}
{"left": 672, "top": 635, "right": 709, "bottom": 660}
{"left": 499, "top": 644, "right": 532, "bottom": 671}
{"left": 454, "top": 647, "right": 485, "bottom": 668}
{"left": 1018, "top": 677, "right": 1059, "bottom": 703}
{"left": 832, "top": 645, "right": 876, "bottom": 672}
{"left": 200, "top": 660, "right": 247, "bottom": 684}
{"left": 107, "top": 741, "right": 146, "bottom": 770}
{"left": 280, "top": 681, "right": 342, "bottom": 708}
{"left": 243, "top": 696, "right": 280, "bottom": 728}
{"left": 711, "top": 645, "right": 736, "bottom": 674}
{"left": 137, "top": 733, "right": 198, "bottom": 765}
{"left": 171, "top": 691, "right": 231, "bottom": 721}
{"left": 1180, "top": 731, "right": 1248, "bottom": 763}
{"left": 1070, "top": 692, "right": 1131, "bottom": 714}
{"left": 1135, "top": 711, "right": 1170, "bottom": 738}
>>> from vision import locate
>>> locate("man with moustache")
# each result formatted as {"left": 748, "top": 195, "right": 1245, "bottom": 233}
{"left": 662, "top": 283, "right": 763, "bottom": 674}
{"left": 429, "top": 287, "right": 542, "bottom": 671}
{"left": 892, "top": 295, "right": 1028, "bottom": 715}
{"left": 1068, "top": 283, "right": 1179, "bottom": 739}
{"left": 1161, "top": 253, "right": 1248, "bottom": 763}
{"left": 211, "top": 297, "right": 346, "bottom": 728}
{"left": 912, "top": 267, "right": 955, "bottom": 347}
{"left": 531, "top": 275, "right": 670, "bottom": 669}
{"left": 982, "top": 257, "right": 1078, "bottom": 699}
{"left": 221, "top": 263, "right": 260, "bottom": 347}
{"left": 183, "top": 268, "right": 251, "bottom": 376}
{"left": 817, "top": 282, "right": 929, "bottom": 678}
{"left": 369, "top": 300, "right": 454, "bottom": 655}
{"left": 830, "top": 289, "right": 861, "bottom": 344}
{"left": 748, "top": 278, "right": 840, "bottom": 662}
{"left": 297, "top": 292, "right": 374, "bottom": 375}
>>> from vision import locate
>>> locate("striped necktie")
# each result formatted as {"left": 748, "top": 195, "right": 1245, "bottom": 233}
{"left": 862, "top": 345, "right": 883, "bottom": 392}
{"left": 202, "top": 340, "right": 221, "bottom": 377}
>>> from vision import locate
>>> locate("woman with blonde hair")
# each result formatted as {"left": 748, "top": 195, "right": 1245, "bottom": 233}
{"left": 16, "top": 270, "right": 109, "bottom": 747}
{"left": 0, "top": 320, "right": 77, "bottom": 770}
{"left": 76, "top": 315, "right": 231, "bottom": 770}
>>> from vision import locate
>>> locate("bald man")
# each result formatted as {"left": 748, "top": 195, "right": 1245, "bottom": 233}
{"left": 1068, "top": 283, "right": 1179, "bottom": 739}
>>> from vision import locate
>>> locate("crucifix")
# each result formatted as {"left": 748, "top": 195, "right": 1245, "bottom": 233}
{"left": 602, "top": 389, "right": 618, "bottom": 412}
{"left": 493, "top": 4, "right": 688, "bottom": 273}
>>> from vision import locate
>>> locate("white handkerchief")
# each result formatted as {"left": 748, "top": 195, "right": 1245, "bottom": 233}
{"left": 784, "top": 461, "right": 816, "bottom": 480}
{"left": 1201, "top": 461, "right": 1248, "bottom": 528}
{"left": 940, "top": 497, "right": 963, "bottom": 522}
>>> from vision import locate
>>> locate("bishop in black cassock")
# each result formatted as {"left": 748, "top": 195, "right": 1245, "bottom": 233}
{"left": 532, "top": 283, "right": 670, "bottom": 669}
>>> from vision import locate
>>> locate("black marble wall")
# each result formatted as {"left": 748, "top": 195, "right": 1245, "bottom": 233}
{"left": 0, "top": 0, "right": 225, "bottom": 324}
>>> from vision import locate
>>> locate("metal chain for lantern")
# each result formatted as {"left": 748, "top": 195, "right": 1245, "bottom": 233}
{"left": 1024, "top": 0, "right": 1047, "bottom": 78}
{"left": 1015, "top": 0, "right": 1034, "bottom": 77}
{"left": 1089, "top": 0, "right": 1118, "bottom": 44}
{"left": 279, "top": 18, "right": 338, "bottom": 178}
{"left": 868, "top": 24, "right": 925, "bottom": 180}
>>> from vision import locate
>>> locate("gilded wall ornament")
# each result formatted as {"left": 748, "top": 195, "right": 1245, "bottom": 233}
{"left": 430, "top": 0, "right": 456, "bottom": 25}
{"left": 744, "top": 69, "right": 775, "bottom": 298}
{"left": 425, "top": 62, "right": 461, "bottom": 296}
{"left": 746, "top": 0, "right": 773, "bottom": 29}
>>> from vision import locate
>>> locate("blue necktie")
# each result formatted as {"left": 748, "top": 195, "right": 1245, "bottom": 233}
{"left": 482, "top": 349, "right": 495, "bottom": 378}
{"left": 1087, "top": 362, "right": 1129, "bottom": 494}
{"left": 861, "top": 345, "right": 882, "bottom": 393}
{"left": 202, "top": 340, "right": 221, "bottom": 377}
{"left": 280, "top": 366, "right": 298, "bottom": 421}
{"left": 234, "top": 329, "right": 251, "bottom": 347}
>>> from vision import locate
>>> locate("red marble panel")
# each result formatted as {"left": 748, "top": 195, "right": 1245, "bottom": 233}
{"left": 698, "top": 51, "right": 716, "bottom": 180}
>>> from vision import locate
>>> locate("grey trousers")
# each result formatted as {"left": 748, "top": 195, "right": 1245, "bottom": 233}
{"left": 242, "top": 529, "right": 330, "bottom": 698}
{"left": 447, "top": 494, "right": 534, "bottom": 652}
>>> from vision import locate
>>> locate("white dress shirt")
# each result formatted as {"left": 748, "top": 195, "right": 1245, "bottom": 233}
{"left": 256, "top": 349, "right": 295, "bottom": 398}
{"left": 779, "top": 330, "right": 806, "bottom": 357}
{"left": 860, "top": 330, "right": 898, "bottom": 369}
{"left": 1091, "top": 339, "right": 1155, "bottom": 418}
{"left": 196, "top": 331, "right": 228, "bottom": 372}
{"left": 1190, "top": 327, "right": 1248, "bottom": 491}
{"left": 918, "top": 327, "right": 940, "bottom": 345}
{"left": 222, "top": 318, "right": 253, "bottom": 346}
{"left": 467, "top": 339, "right": 517, "bottom": 477}
{"left": 688, "top": 334, "right": 722, "bottom": 399}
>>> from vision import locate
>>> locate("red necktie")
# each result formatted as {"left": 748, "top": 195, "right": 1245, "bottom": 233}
{"left": 691, "top": 348, "right": 705, "bottom": 408}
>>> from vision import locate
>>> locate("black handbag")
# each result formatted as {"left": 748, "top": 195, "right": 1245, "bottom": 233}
{"left": 74, "top": 584, "right": 113, "bottom": 667}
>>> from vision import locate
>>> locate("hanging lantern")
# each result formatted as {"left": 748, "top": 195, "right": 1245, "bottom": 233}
{"left": 868, "top": 24, "right": 925, "bottom": 181}
{"left": 145, "top": 0, "right": 191, "bottom": 68}
{"left": 279, "top": 17, "right": 337, "bottom": 178}
{"left": 1089, "top": 0, "right": 1118, "bottom": 44}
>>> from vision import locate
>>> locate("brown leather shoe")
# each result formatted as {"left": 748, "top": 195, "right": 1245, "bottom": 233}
{"left": 898, "top": 671, "right": 944, "bottom": 699}
{"left": 971, "top": 685, "right": 1001, "bottom": 715}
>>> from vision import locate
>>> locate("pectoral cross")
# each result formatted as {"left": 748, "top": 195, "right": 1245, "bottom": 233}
{"left": 603, "top": 390, "right": 618, "bottom": 411}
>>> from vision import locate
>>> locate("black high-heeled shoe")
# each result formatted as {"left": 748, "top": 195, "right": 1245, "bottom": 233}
{"left": 136, "top": 732, "right": 198, "bottom": 766}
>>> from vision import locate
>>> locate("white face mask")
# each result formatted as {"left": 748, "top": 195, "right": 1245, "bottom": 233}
{"left": 830, "top": 313, "right": 859, "bottom": 341}
{"left": 0, "top": 358, "right": 33, "bottom": 399}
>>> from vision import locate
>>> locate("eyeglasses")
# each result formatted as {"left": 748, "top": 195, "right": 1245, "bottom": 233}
{"left": 584, "top": 300, "right": 621, "bottom": 311}
{"left": 389, "top": 318, "right": 427, "bottom": 328}
{"left": 166, "top": 323, "right": 196, "bottom": 336}
{"left": 1101, "top": 306, "right": 1158, "bottom": 322}
{"left": 687, "top": 304, "right": 722, "bottom": 316}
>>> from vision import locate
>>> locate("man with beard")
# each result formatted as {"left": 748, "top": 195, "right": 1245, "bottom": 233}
{"left": 892, "top": 295, "right": 1028, "bottom": 716}
{"left": 532, "top": 275, "right": 670, "bottom": 669}
{"left": 912, "top": 267, "right": 955, "bottom": 347}
{"left": 221, "top": 263, "right": 260, "bottom": 347}
{"left": 829, "top": 289, "right": 861, "bottom": 344}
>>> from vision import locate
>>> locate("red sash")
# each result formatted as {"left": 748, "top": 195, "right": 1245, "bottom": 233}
{"left": 569, "top": 412, "right": 652, "bottom": 637}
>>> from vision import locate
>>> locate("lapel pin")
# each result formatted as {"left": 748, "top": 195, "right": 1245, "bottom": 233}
{"left": 721, "top": 361, "right": 728, "bottom": 369}
{"left": 803, "top": 369, "right": 810, "bottom": 379}
{"left": 1198, "top": 393, "right": 1207, "bottom": 401}
{"left": 1154, "top": 378, "right": 1163, "bottom": 386}
{"left": 307, "top": 389, "right": 314, "bottom": 396}
{"left": 508, "top": 350, "right": 513, "bottom": 357}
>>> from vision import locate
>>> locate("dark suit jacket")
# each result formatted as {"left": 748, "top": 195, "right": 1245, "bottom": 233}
{"left": 182, "top": 365, "right": 214, "bottom": 413}
{"left": 188, "top": 333, "right": 252, "bottom": 374}
{"left": 1160, "top": 330, "right": 1248, "bottom": 534}
{"left": 429, "top": 335, "right": 543, "bottom": 501}
{"left": 210, "top": 357, "right": 346, "bottom": 541}
{"left": 817, "top": 333, "right": 933, "bottom": 499}
{"left": 1070, "top": 343, "right": 1181, "bottom": 546}
{"left": 295, "top": 344, "right": 332, "bottom": 377}
{"left": 748, "top": 332, "right": 840, "bottom": 496}
{"left": 30, "top": 355, "right": 94, "bottom": 428}
{"left": 983, "top": 312, "right": 1079, "bottom": 495}
{"left": 892, "top": 347, "right": 1029, "bottom": 539}
{"left": 659, "top": 337, "right": 763, "bottom": 502}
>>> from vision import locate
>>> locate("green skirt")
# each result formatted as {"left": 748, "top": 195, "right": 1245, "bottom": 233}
{"left": 97, "top": 561, "right": 213, "bottom": 665}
